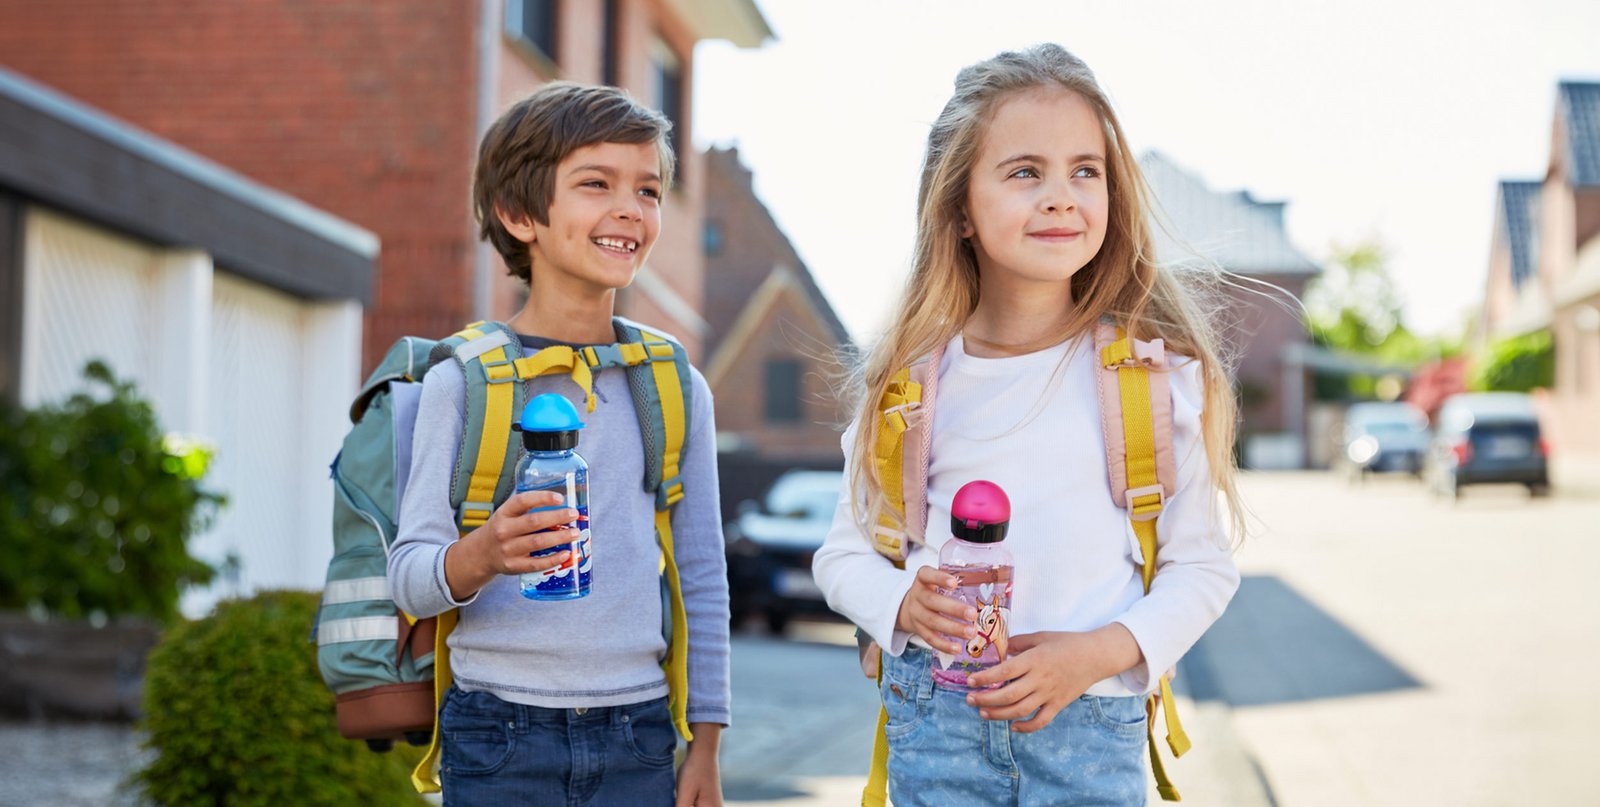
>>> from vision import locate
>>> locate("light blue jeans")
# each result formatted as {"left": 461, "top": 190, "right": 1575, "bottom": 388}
{"left": 882, "top": 646, "right": 1149, "bottom": 806}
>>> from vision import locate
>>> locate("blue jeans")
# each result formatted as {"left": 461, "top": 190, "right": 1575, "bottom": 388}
{"left": 882, "top": 646, "right": 1149, "bottom": 806}
{"left": 440, "top": 686, "right": 676, "bottom": 807}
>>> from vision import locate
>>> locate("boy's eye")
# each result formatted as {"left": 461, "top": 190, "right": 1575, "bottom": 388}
{"left": 1008, "top": 166, "right": 1040, "bottom": 180}
{"left": 638, "top": 187, "right": 662, "bottom": 200}
{"left": 581, "top": 179, "right": 608, "bottom": 189}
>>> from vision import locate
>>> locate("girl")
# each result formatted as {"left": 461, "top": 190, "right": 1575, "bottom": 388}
{"left": 812, "top": 44, "right": 1243, "bottom": 806}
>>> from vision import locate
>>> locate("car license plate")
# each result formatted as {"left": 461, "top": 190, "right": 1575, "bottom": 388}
{"left": 773, "top": 568, "right": 823, "bottom": 600}
{"left": 1487, "top": 437, "right": 1528, "bottom": 458}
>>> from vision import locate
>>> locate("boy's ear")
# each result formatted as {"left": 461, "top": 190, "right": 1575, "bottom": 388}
{"left": 494, "top": 204, "right": 537, "bottom": 245}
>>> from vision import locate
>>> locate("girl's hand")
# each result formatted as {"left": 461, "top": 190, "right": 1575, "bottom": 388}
{"left": 964, "top": 625, "right": 1143, "bottom": 733}
{"left": 895, "top": 566, "right": 979, "bottom": 655}
{"left": 444, "top": 490, "right": 581, "bottom": 599}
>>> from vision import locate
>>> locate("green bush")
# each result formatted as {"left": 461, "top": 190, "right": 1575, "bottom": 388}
{"left": 0, "top": 360, "right": 221, "bottom": 624}
{"left": 1471, "top": 330, "right": 1555, "bottom": 392}
{"left": 136, "top": 590, "right": 428, "bottom": 806}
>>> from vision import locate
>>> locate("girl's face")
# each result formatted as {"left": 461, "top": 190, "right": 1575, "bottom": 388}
{"left": 962, "top": 87, "right": 1109, "bottom": 289}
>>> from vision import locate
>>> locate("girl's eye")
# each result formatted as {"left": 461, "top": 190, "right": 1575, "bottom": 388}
{"left": 1073, "top": 166, "right": 1102, "bottom": 179}
{"left": 1008, "top": 166, "right": 1040, "bottom": 180}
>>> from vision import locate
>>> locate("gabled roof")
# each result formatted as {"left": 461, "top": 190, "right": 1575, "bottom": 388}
{"left": 1559, "top": 81, "right": 1600, "bottom": 188}
{"left": 1495, "top": 180, "right": 1542, "bottom": 289}
{"left": 1139, "top": 151, "right": 1319, "bottom": 276}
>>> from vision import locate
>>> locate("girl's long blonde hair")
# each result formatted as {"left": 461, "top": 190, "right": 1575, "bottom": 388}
{"left": 850, "top": 43, "right": 1247, "bottom": 542}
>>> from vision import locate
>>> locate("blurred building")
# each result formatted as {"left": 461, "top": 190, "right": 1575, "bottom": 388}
{"left": 0, "top": 0, "right": 772, "bottom": 370}
{"left": 0, "top": 0, "right": 771, "bottom": 607}
{"left": 700, "top": 147, "right": 853, "bottom": 518}
{"left": 1140, "top": 151, "right": 1323, "bottom": 468}
{"left": 0, "top": 67, "right": 374, "bottom": 613}
{"left": 1481, "top": 81, "right": 1600, "bottom": 460}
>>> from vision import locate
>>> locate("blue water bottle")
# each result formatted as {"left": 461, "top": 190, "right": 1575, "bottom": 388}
{"left": 511, "top": 393, "right": 591, "bottom": 600}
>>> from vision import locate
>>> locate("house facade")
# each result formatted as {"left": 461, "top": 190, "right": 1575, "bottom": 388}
{"left": 1140, "top": 152, "right": 1322, "bottom": 468}
{"left": 0, "top": 0, "right": 771, "bottom": 369}
{"left": 1482, "top": 81, "right": 1600, "bottom": 462}
{"left": 0, "top": 67, "right": 375, "bottom": 614}
{"left": 700, "top": 147, "right": 854, "bottom": 515}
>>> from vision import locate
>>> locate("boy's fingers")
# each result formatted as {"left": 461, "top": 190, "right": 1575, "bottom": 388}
{"left": 505, "top": 550, "right": 571, "bottom": 574}
{"left": 514, "top": 508, "right": 579, "bottom": 535}
{"left": 508, "top": 490, "right": 565, "bottom": 512}
{"left": 512, "top": 527, "right": 583, "bottom": 557}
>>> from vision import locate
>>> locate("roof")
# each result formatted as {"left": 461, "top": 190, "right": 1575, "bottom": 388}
{"left": 663, "top": 0, "right": 773, "bottom": 48}
{"left": 1559, "top": 81, "right": 1600, "bottom": 188}
{"left": 1139, "top": 151, "right": 1320, "bottom": 276}
{"left": 1496, "top": 180, "right": 1541, "bottom": 289}
{"left": 0, "top": 66, "right": 376, "bottom": 303}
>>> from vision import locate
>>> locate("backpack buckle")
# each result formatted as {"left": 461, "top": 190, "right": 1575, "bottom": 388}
{"left": 656, "top": 476, "right": 685, "bottom": 510}
{"left": 480, "top": 358, "right": 519, "bottom": 384}
{"left": 460, "top": 501, "right": 494, "bottom": 528}
{"left": 1125, "top": 484, "right": 1165, "bottom": 521}
{"left": 882, "top": 402, "right": 921, "bottom": 434}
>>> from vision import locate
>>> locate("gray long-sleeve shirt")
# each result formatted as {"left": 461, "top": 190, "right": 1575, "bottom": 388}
{"left": 388, "top": 333, "right": 731, "bottom": 726}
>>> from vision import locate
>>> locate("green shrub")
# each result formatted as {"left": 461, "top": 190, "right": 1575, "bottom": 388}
{"left": 0, "top": 360, "right": 221, "bottom": 624}
{"left": 135, "top": 590, "right": 428, "bottom": 806}
{"left": 1471, "top": 330, "right": 1554, "bottom": 392}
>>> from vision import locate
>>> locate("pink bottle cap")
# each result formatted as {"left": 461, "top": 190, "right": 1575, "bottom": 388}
{"left": 950, "top": 480, "right": 1010, "bottom": 543}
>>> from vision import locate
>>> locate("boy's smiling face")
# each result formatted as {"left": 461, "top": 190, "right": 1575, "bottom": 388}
{"left": 501, "top": 141, "right": 664, "bottom": 295}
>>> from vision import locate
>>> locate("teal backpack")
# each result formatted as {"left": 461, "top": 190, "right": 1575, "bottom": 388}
{"left": 313, "top": 318, "right": 697, "bottom": 793}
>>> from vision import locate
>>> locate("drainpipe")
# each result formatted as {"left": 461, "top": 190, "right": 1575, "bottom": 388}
{"left": 472, "top": 0, "right": 501, "bottom": 320}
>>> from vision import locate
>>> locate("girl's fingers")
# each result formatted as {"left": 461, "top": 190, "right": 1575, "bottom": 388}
{"left": 977, "top": 690, "right": 1043, "bottom": 722}
{"left": 964, "top": 655, "right": 1024, "bottom": 690}
{"left": 1010, "top": 702, "right": 1066, "bottom": 734}
{"left": 966, "top": 672, "right": 1031, "bottom": 708}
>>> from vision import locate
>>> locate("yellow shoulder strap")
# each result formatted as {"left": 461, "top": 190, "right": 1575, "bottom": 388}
{"left": 1105, "top": 330, "right": 1190, "bottom": 801}
{"left": 638, "top": 328, "right": 692, "bottom": 741}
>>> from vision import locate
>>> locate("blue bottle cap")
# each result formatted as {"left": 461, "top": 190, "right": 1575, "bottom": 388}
{"left": 514, "top": 394, "right": 584, "bottom": 451}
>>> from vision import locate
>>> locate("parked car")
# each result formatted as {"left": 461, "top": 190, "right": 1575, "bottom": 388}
{"left": 725, "top": 469, "right": 844, "bottom": 634}
{"left": 1427, "top": 392, "right": 1550, "bottom": 499}
{"left": 1339, "top": 401, "right": 1429, "bottom": 479}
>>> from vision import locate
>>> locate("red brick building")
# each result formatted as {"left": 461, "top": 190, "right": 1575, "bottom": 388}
{"left": 701, "top": 147, "right": 852, "bottom": 457}
{"left": 0, "top": 0, "right": 771, "bottom": 369}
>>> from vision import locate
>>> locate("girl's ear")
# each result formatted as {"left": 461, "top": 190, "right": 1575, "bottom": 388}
{"left": 959, "top": 214, "right": 976, "bottom": 240}
{"left": 494, "top": 204, "right": 537, "bottom": 245}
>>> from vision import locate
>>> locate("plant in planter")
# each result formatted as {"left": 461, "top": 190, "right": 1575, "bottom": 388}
{"left": 136, "top": 590, "right": 428, "bottom": 806}
{"left": 0, "top": 360, "right": 224, "bottom": 719}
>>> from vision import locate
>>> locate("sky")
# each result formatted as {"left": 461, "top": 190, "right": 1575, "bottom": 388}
{"left": 692, "top": 0, "right": 1600, "bottom": 343}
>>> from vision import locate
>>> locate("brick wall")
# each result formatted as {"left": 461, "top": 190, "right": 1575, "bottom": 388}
{"left": 0, "top": 0, "right": 481, "bottom": 372}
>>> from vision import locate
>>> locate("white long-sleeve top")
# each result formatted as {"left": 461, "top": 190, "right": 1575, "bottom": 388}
{"left": 812, "top": 333, "right": 1240, "bottom": 696}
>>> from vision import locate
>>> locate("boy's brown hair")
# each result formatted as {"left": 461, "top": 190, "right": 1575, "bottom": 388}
{"left": 473, "top": 82, "right": 675, "bottom": 283}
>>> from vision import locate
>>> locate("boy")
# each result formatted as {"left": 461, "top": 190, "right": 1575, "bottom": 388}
{"left": 389, "top": 83, "right": 729, "bottom": 807}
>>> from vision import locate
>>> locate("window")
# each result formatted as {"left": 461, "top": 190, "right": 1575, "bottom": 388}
{"left": 506, "top": 0, "right": 558, "bottom": 64}
{"left": 703, "top": 219, "right": 724, "bottom": 257}
{"left": 601, "top": 0, "right": 620, "bottom": 86}
{"left": 764, "top": 359, "right": 803, "bottom": 423}
{"left": 0, "top": 193, "right": 20, "bottom": 404}
{"left": 650, "top": 37, "right": 684, "bottom": 162}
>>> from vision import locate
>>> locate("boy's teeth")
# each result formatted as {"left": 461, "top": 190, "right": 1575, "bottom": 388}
{"left": 594, "top": 237, "right": 636, "bottom": 252}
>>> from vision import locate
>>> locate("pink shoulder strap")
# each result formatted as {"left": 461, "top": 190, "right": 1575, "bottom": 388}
{"left": 898, "top": 342, "right": 941, "bottom": 547}
{"left": 1093, "top": 322, "right": 1178, "bottom": 509}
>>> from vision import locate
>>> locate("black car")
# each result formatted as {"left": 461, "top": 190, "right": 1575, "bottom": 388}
{"left": 1428, "top": 392, "right": 1550, "bottom": 499}
{"left": 725, "top": 470, "right": 843, "bottom": 634}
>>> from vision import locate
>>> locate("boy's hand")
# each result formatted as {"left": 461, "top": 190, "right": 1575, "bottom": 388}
{"left": 444, "top": 490, "right": 582, "bottom": 600}
{"left": 676, "top": 723, "right": 723, "bottom": 807}
{"left": 963, "top": 625, "right": 1143, "bottom": 734}
{"left": 895, "top": 566, "right": 979, "bottom": 655}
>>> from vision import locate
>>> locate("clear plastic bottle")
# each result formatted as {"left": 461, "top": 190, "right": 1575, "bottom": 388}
{"left": 931, "top": 480, "right": 1014, "bottom": 691}
{"left": 511, "top": 393, "right": 591, "bottom": 601}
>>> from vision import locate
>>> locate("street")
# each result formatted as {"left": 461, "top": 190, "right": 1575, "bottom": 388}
{"left": 3, "top": 472, "right": 1595, "bottom": 806}
{"left": 721, "top": 471, "right": 1600, "bottom": 806}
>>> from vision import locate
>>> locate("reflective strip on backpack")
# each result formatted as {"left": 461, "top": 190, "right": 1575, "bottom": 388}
{"left": 321, "top": 576, "right": 391, "bottom": 606}
{"left": 454, "top": 330, "right": 513, "bottom": 363}
{"left": 316, "top": 616, "right": 398, "bottom": 646}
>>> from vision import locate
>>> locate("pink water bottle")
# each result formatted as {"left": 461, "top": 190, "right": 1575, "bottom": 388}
{"left": 931, "top": 480, "right": 1014, "bottom": 691}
